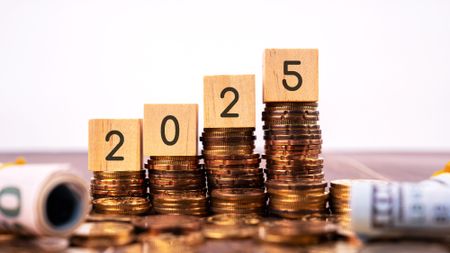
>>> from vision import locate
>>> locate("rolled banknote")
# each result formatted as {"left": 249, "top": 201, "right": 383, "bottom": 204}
{"left": 351, "top": 173, "right": 450, "bottom": 238}
{"left": 0, "top": 163, "right": 89, "bottom": 236}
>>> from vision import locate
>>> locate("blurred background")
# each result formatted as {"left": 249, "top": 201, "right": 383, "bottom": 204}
{"left": 1, "top": 0, "right": 449, "bottom": 153}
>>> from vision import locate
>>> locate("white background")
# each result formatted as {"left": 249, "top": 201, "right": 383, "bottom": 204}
{"left": 0, "top": 0, "right": 449, "bottom": 152}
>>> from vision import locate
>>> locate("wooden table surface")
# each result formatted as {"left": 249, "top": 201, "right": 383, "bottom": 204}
{"left": 1, "top": 151, "right": 448, "bottom": 182}
{"left": 1, "top": 151, "right": 450, "bottom": 252}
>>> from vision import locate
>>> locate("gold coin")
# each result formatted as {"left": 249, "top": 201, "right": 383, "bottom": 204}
{"left": 203, "top": 224, "right": 257, "bottom": 239}
{"left": 211, "top": 188, "right": 265, "bottom": 200}
{"left": 258, "top": 219, "right": 337, "bottom": 246}
{"left": 71, "top": 222, "right": 134, "bottom": 247}
{"left": 132, "top": 215, "right": 202, "bottom": 234}
{"left": 206, "top": 213, "right": 262, "bottom": 226}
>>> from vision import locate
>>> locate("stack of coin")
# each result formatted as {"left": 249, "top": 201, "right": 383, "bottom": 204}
{"left": 266, "top": 180, "right": 328, "bottom": 219}
{"left": 90, "top": 170, "right": 150, "bottom": 215}
{"left": 210, "top": 188, "right": 266, "bottom": 215}
{"left": 329, "top": 179, "right": 352, "bottom": 228}
{"left": 200, "top": 128, "right": 264, "bottom": 190}
{"left": 263, "top": 102, "right": 324, "bottom": 182}
{"left": 258, "top": 219, "right": 337, "bottom": 246}
{"left": 262, "top": 102, "right": 327, "bottom": 218}
{"left": 145, "top": 156, "right": 208, "bottom": 216}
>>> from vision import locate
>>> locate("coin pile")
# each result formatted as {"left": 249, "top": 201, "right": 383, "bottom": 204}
{"left": 200, "top": 128, "right": 264, "bottom": 190}
{"left": 90, "top": 170, "right": 150, "bottom": 215}
{"left": 262, "top": 102, "right": 327, "bottom": 218}
{"left": 210, "top": 188, "right": 266, "bottom": 215}
{"left": 266, "top": 180, "right": 328, "bottom": 219}
{"left": 145, "top": 156, "right": 208, "bottom": 216}
{"left": 258, "top": 219, "right": 337, "bottom": 246}
{"left": 329, "top": 179, "right": 352, "bottom": 228}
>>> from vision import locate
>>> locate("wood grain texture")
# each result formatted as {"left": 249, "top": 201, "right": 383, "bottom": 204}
{"left": 204, "top": 75, "right": 255, "bottom": 128}
{"left": 263, "top": 48, "right": 318, "bottom": 102}
{"left": 88, "top": 119, "right": 142, "bottom": 171}
{"left": 144, "top": 104, "right": 198, "bottom": 156}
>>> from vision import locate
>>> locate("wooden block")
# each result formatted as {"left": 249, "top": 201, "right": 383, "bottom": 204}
{"left": 88, "top": 119, "right": 142, "bottom": 171}
{"left": 203, "top": 75, "right": 255, "bottom": 128}
{"left": 263, "top": 48, "right": 318, "bottom": 102}
{"left": 144, "top": 104, "right": 198, "bottom": 156}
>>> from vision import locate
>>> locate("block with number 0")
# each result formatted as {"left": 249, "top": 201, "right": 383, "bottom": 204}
{"left": 204, "top": 75, "right": 255, "bottom": 128}
{"left": 144, "top": 104, "right": 198, "bottom": 156}
{"left": 263, "top": 48, "right": 318, "bottom": 102}
{"left": 88, "top": 119, "right": 142, "bottom": 171}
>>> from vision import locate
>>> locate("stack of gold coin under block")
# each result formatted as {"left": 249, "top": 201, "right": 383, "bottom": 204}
{"left": 329, "top": 179, "right": 352, "bottom": 229}
{"left": 91, "top": 170, "right": 151, "bottom": 215}
{"left": 262, "top": 102, "right": 326, "bottom": 218}
{"left": 201, "top": 128, "right": 265, "bottom": 214}
{"left": 146, "top": 156, "right": 208, "bottom": 216}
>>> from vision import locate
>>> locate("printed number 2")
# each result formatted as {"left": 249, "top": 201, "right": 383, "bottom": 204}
{"left": 220, "top": 87, "right": 239, "bottom": 118}
{"left": 105, "top": 130, "right": 125, "bottom": 161}
{"left": 282, "top": 60, "right": 302, "bottom": 91}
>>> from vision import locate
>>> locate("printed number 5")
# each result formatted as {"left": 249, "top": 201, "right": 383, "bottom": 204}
{"left": 282, "top": 60, "right": 302, "bottom": 91}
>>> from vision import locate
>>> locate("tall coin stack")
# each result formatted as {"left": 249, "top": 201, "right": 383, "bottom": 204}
{"left": 146, "top": 156, "right": 208, "bottom": 216}
{"left": 263, "top": 102, "right": 327, "bottom": 218}
{"left": 200, "top": 128, "right": 265, "bottom": 215}
{"left": 91, "top": 170, "right": 151, "bottom": 215}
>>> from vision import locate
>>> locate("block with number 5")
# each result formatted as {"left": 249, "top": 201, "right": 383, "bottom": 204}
{"left": 263, "top": 48, "right": 318, "bottom": 102}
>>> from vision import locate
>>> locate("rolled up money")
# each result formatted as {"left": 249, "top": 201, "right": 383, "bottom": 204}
{"left": 0, "top": 163, "right": 89, "bottom": 236}
{"left": 351, "top": 173, "right": 450, "bottom": 238}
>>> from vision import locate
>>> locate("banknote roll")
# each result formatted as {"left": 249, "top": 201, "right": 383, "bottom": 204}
{"left": 351, "top": 173, "right": 450, "bottom": 238}
{"left": 0, "top": 163, "right": 89, "bottom": 236}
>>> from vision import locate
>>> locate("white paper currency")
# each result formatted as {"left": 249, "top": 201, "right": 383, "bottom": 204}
{"left": 0, "top": 163, "right": 89, "bottom": 236}
{"left": 351, "top": 173, "right": 450, "bottom": 238}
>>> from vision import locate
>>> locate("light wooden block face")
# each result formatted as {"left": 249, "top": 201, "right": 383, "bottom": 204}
{"left": 88, "top": 119, "right": 142, "bottom": 171}
{"left": 263, "top": 48, "right": 318, "bottom": 102}
{"left": 144, "top": 104, "right": 198, "bottom": 156}
{"left": 203, "top": 75, "right": 255, "bottom": 128}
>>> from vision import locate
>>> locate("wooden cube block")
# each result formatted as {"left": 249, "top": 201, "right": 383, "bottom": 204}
{"left": 88, "top": 119, "right": 142, "bottom": 171}
{"left": 263, "top": 48, "right": 318, "bottom": 102}
{"left": 204, "top": 75, "right": 255, "bottom": 128}
{"left": 144, "top": 104, "right": 198, "bottom": 156}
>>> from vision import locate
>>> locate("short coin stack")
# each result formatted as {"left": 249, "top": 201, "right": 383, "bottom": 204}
{"left": 91, "top": 170, "right": 150, "bottom": 215}
{"left": 146, "top": 156, "right": 208, "bottom": 216}
{"left": 262, "top": 102, "right": 327, "bottom": 218}
{"left": 329, "top": 179, "right": 352, "bottom": 229}
{"left": 210, "top": 188, "right": 266, "bottom": 215}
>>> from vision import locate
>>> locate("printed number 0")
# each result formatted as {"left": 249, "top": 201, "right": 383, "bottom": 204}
{"left": 161, "top": 115, "right": 180, "bottom": 146}
{"left": 282, "top": 61, "right": 302, "bottom": 91}
{"left": 105, "top": 130, "right": 125, "bottom": 161}
{"left": 220, "top": 87, "right": 239, "bottom": 118}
